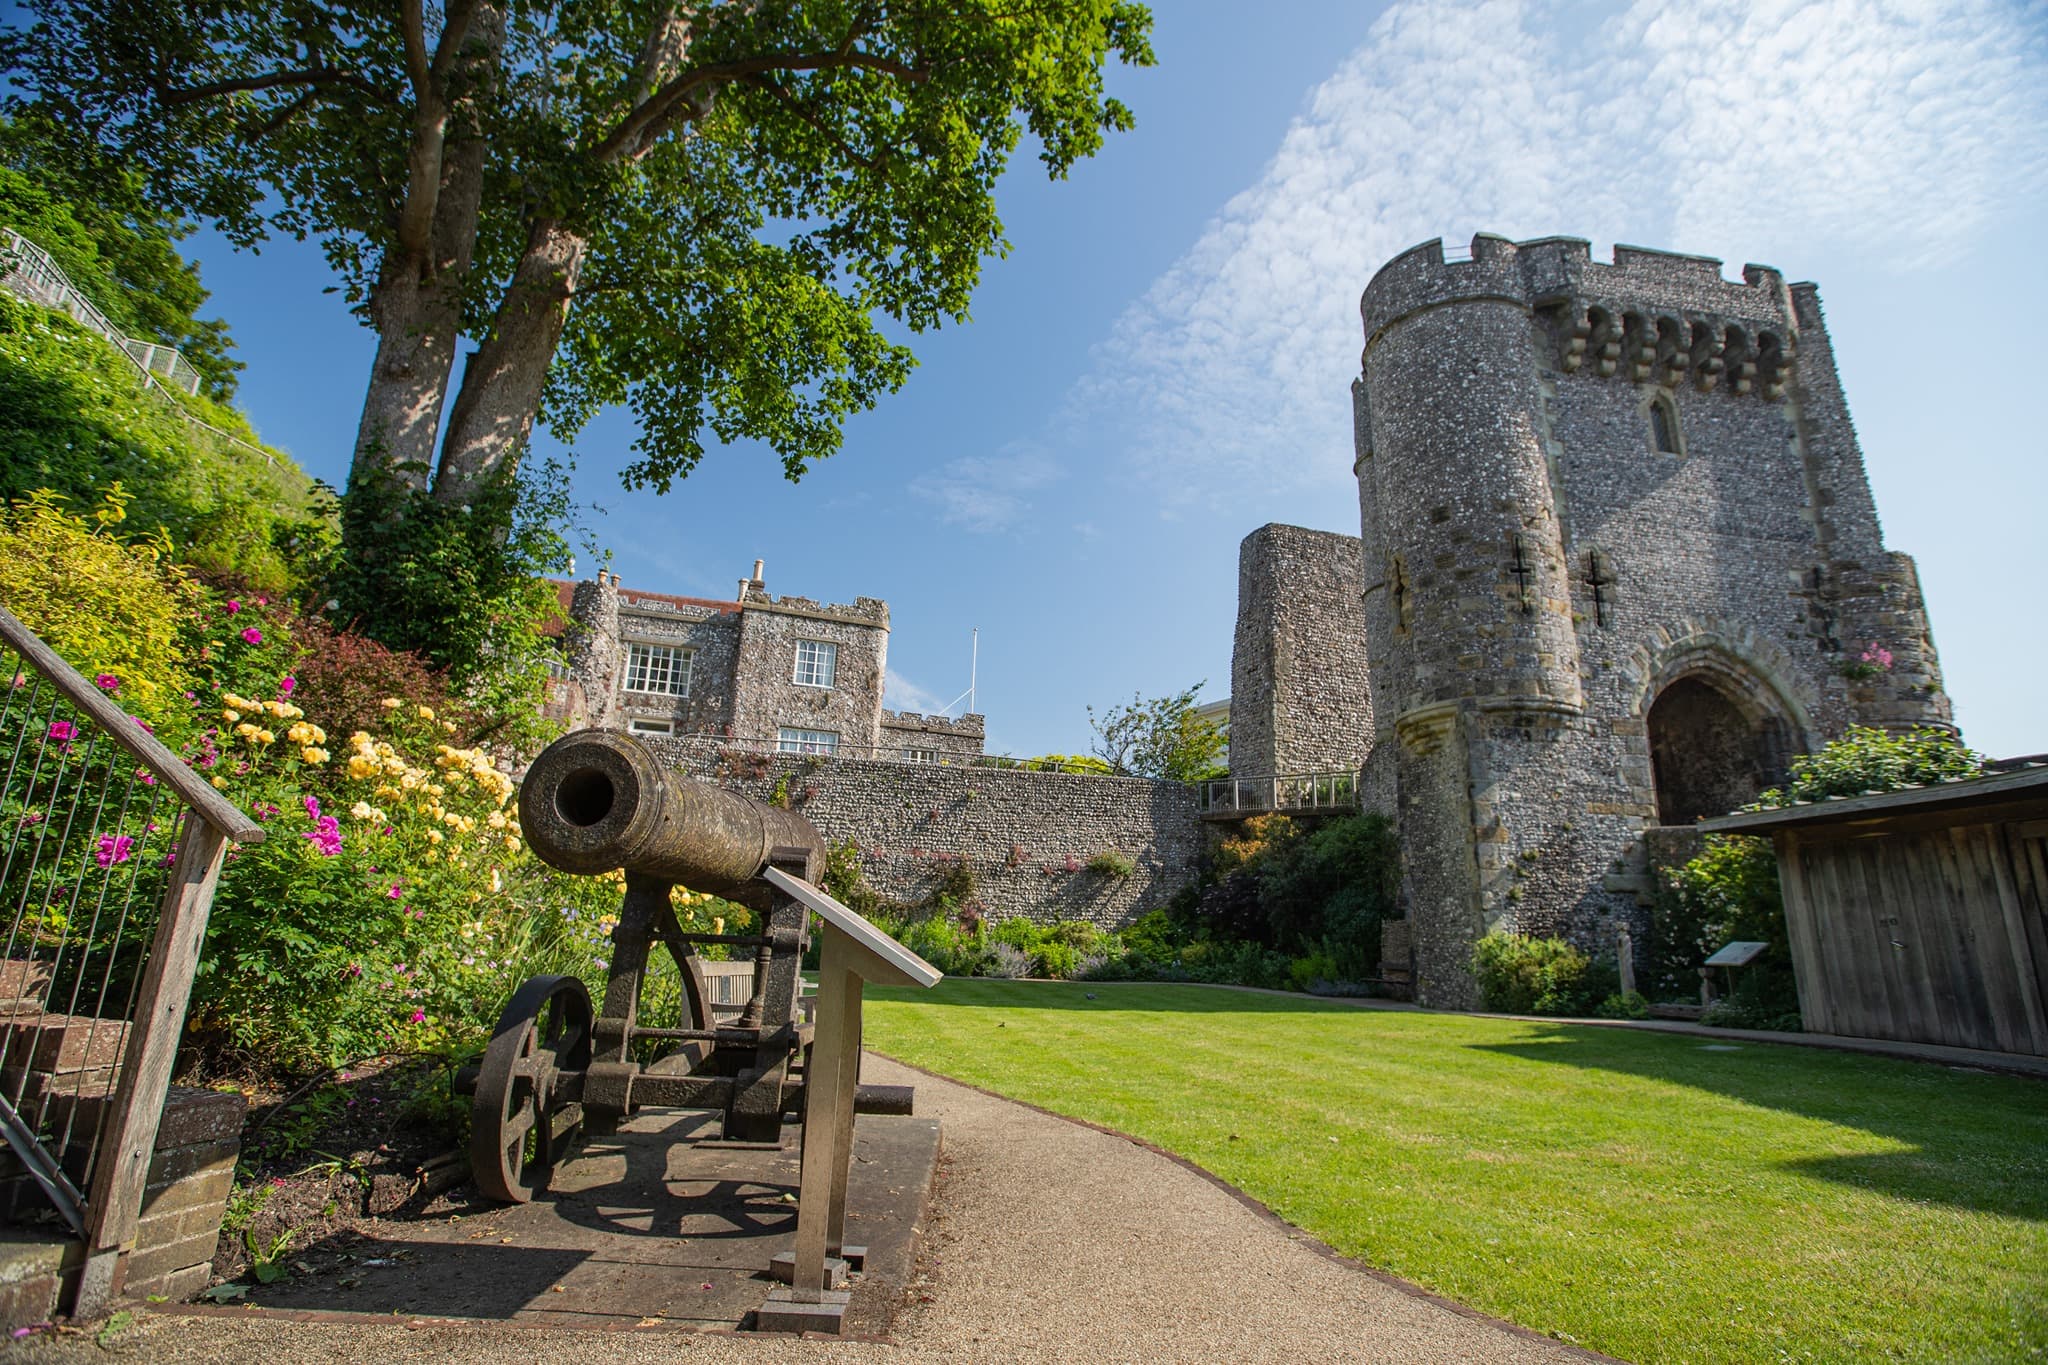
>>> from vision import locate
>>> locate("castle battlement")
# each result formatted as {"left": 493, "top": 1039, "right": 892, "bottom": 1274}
{"left": 880, "top": 710, "right": 986, "bottom": 738}
{"left": 741, "top": 591, "right": 891, "bottom": 628}
{"left": 1361, "top": 234, "right": 1806, "bottom": 400}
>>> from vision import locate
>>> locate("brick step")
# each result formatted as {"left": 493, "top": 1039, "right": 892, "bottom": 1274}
{"left": 0, "top": 1224, "right": 82, "bottom": 1330}
{"left": 1, "top": 1014, "right": 131, "bottom": 1075}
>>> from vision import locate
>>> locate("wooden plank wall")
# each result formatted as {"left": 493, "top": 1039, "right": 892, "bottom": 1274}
{"left": 1778, "top": 817, "right": 2048, "bottom": 1056}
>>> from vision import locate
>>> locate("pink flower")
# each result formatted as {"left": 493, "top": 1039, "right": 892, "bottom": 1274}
{"left": 304, "top": 795, "right": 322, "bottom": 819}
{"left": 387, "top": 883, "right": 403, "bottom": 899}
{"left": 301, "top": 814, "right": 343, "bottom": 857}
{"left": 93, "top": 673, "right": 119, "bottom": 693}
{"left": 408, "top": 1009, "right": 426, "bottom": 1024}
{"left": 46, "top": 721, "right": 75, "bottom": 743}
{"left": 240, "top": 627, "right": 262, "bottom": 645}
{"left": 94, "top": 834, "right": 134, "bottom": 868}
{"left": 279, "top": 676, "right": 296, "bottom": 696}
{"left": 224, "top": 600, "right": 241, "bottom": 614}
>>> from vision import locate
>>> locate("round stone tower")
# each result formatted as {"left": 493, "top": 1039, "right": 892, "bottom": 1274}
{"left": 1354, "top": 235, "right": 1584, "bottom": 1007}
{"left": 1356, "top": 234, "right": 1583, "bottom": 721}
{"left": 1350, "top": 233, "right": 1953, "bottom": 1009}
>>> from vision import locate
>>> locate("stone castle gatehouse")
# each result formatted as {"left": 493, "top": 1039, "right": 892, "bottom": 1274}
{"left": 1233, "top": 234, "right": 1953, "bottom": 1007}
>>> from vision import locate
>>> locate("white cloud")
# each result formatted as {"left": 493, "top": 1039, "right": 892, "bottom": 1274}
{"left": 1076, "top": 0, "right": 2048, "bottom": 507}
{"left": 907, "top": 445, "right": 1063, "bottom": 531}
{"left": 884, "top": 668, "right": 953, "bottom": 717}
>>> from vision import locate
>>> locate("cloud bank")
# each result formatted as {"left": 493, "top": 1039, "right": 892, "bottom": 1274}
{"left": 1067, "top": 0, "right": 2048, "bottom": 511}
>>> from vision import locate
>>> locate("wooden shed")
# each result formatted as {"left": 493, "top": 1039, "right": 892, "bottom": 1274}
{"left": 1699, "top": 764, "right": 2048, "bottom": 1057}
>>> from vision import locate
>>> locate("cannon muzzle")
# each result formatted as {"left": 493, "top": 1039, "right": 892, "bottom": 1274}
{"left": 519, "top": 729, "right": 824, "bottom": 895}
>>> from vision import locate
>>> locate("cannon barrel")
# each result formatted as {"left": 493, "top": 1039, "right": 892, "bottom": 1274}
{"left": 519, "top": 729, "right": 823, "bottom": 895}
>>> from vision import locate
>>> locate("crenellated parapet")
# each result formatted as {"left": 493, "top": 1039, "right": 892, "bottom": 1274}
{"left": 1361, "top": 234, "right": 1801, "bottom": 400}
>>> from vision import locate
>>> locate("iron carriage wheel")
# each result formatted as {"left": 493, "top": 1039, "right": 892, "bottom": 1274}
{"left": 469, "top": 974, "right": 594, "bottom": 1203}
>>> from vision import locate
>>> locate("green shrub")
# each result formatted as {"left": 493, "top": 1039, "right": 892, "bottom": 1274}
{"left": 1287, "top": 951, "right": 1340, "bottom": 993}
{"left": 1471, "top": 932, "right": 1615, "bottom": 1016}
{"left": 0, "top": 485, "right": 202, "bottom": 731}
{"left": 1596, "top": 990, "right": 1652, "bottom": 1020}
{"left": 1761, "top": 725, "right": 1980, "bottom": 806}
{"left": 1086, "top": 848, "right": 1135, "bottom": 878}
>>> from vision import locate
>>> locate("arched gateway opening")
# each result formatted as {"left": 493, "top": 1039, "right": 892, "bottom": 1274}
{"left": 1647, "top": 675, "right": 1793, "bottom": 825}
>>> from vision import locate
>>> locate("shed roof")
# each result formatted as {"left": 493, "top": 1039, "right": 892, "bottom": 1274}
{"left": 1697, "top": 761, "right": 2048, "bottom": 835}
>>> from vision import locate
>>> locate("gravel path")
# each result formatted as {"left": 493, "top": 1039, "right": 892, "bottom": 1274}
{"left": 12, "top": 1056, "right": 1602, "bottom": 1365}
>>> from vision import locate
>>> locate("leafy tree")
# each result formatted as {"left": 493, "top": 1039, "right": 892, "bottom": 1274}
{"left": 1088, "top": 682, "right": 1226, "bottom": 781}
{"left": 4, "top": 0, "right": 1154, "bottom": 541}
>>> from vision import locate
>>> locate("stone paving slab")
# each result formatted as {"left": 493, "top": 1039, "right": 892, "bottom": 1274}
{"left": 231, "top": 1105, "right": 941, "bottom": 1335}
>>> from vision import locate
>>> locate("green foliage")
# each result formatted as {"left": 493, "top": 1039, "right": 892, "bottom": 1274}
{"left": 1648, "top": 834, "right": 1788, "bottom": 1004}
{"left": 1015, "top": 753, "right": 1115, "bottom": 775}
{"left": 1087, "top": 682, "right": 1226, "bottom": 781}
{"left": 1470, "top": 932, "right": 1618, "bottom": 1016}
{"left": 1086, "top": 848, "right": 1135, "bottom": 878}
{"left": 10, "top": 0, "right": 1157, "bottom": 637}
{"left": 1647, "top": 727, "right": 1978, "bottom": 1020}
{"left": 0, "top": 292, "right": 327, "bottom": 593}
{"left": 1596, "top": 990, "right": 1652, "bottom": 1020}
{"left": 0, "top": 123, "right": 242, "bottom": 397}
{"left": 327, "top": 459, "right": 568, "bottom": 747}
{"left": 0, "top": 485, "right": 200, "bottom": 727}
{"left": 1189, "top": 813, "right": 1399, "bottom": 981}
{"left": 1757, "top": 725, "right": 1981, "bottom": 806}
{"left": 1254, "top": 813, "right": 1400, "bottom": 977}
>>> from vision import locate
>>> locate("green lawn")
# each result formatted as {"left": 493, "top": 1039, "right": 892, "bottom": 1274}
{"left": 863, "top": 979, "right": 2048, "bottom": 1364}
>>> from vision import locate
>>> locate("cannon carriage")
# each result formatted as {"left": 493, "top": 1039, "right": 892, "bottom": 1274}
{"left": 466, "top": 728, "right": 912, "bottom": 1204}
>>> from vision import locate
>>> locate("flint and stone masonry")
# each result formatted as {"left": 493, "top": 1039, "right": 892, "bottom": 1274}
{"left": 1334, "top": 234, "right": 1952, "bottom": 1006}
{"left": 547, "top": 562, "right": 985, "bottom": 763}
{"left": 1228, "top": 525, "right": 1372, "bottom": 781}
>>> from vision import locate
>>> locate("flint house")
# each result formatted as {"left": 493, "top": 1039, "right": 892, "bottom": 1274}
{"left": 544, "top": 560, "right": 985, "bottom": 762}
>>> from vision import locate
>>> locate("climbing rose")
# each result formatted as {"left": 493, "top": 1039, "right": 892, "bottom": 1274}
{"left": 240, "top": 627, "right": 262, "bottom": 645}
{"left": 93, "top": 834, "right": 134, "bottom": 868}
{"left": 93, "top": 674, "right": 119, "bottom": 693}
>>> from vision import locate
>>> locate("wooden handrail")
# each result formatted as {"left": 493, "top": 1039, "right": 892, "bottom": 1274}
{"left": 0, "top": 601, "right": 265, "bottom": 844}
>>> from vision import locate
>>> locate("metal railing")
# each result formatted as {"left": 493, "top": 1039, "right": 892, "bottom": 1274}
{"left": 0, "top": 601, "right": 262, "bottom": 1316}
{"left": 1197, "top": 770, "right": 1361, "bottom": 815}
{"left": 0, "top": 228, "right": 281, "bottom": 469}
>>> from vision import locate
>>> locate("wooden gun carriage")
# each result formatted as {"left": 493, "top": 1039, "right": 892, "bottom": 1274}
{"left": 465, "top": 728, "right": 915, "bottom": 1204}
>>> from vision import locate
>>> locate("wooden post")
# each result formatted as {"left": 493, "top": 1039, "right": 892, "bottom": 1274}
{"left": 789, "top": 937, "right": 851, "bottom": 1301}
{"left": 75, "top": 817, "right": 230, "bottom": 1318}
{"left": 755, "top": 868, "right": 940, "bottom": 1334}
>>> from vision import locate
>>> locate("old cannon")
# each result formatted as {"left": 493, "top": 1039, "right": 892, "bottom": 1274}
{"left": 465, "top": 728, "right": 916, "bottom": 1204}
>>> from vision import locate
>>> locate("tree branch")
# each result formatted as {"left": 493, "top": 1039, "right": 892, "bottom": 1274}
{"left": 428, "top": 0, "right": 482, "bottom": 84}
{"left": 400, "top": 0, "right": 430, "bottom": 90}
{"left": 592, "top": 47, "right": 925, "bottom": 165}
{"left": 243, "top": 88, "right": 321, "bottom": 142}
{"left": 158, "top": 67, "right": 400, "bottom": 110}
{"left": 742, "top": 73, "right": 877, "bottom": 172}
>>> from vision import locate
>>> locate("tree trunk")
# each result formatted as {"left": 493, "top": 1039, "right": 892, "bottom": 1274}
{"left": 351, "top": 136, "right": 487, "bottom": 488}
{"left": 431, "top": 217, "right": 588, "bottom": 507}
{"left": 349, "top": 2, "right": 501, "bottom": 491}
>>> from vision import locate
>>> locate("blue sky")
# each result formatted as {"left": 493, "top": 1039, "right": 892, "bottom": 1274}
{"left": 182, "top": 0, "right": 2048, "bottom": 760}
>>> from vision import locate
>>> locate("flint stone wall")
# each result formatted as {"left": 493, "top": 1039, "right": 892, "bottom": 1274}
{"left": 643, "top": 736, "right": 1201, "bottom": 926}
{"left": 1229, "top": 524, "right": 1372, "bottom": 779}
